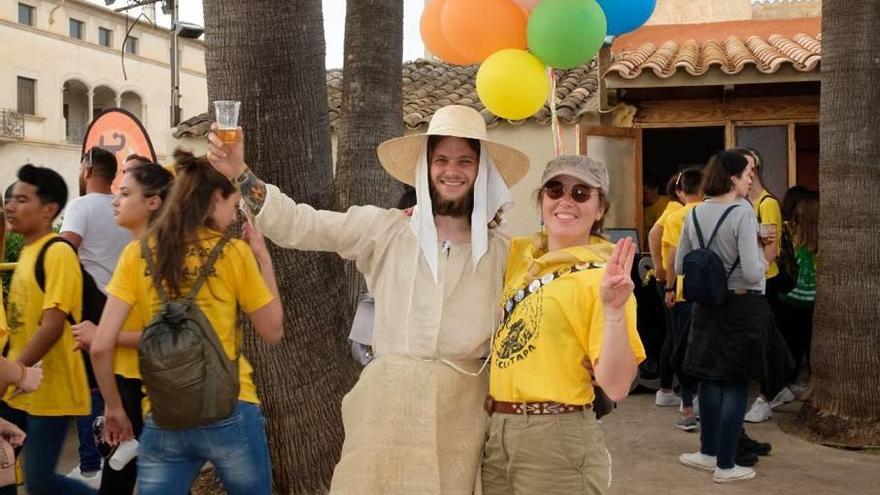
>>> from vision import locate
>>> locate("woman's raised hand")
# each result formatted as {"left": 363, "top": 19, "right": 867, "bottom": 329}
{"left": 600, "top": 237, "right": 637, "bottom": 310}
{"left": 206, "top": 123, "right": 247, "bottom": 180}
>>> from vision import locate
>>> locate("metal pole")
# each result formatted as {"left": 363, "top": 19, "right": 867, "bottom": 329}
{"left": 169, "top": 0, "right": 181, "bottom": 127}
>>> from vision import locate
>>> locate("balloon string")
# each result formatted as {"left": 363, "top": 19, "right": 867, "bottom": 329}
{"left": 549, "top": 68, "right": 559, "bottom": 157}
{"left": 548, "top": 68, "right": 565, "bottom": 157}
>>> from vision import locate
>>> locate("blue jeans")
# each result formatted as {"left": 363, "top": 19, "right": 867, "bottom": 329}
{"left": 137, "top": 401, "right": 271, "bottom": 495}
{"left": 75, "top": 387, "right": 104, "bottom": 473}
{"left": 698, "top": 380, "right": 749, "bottom": 469}
{"left": 0, "top": 402, "right": 97, "bottom": 495}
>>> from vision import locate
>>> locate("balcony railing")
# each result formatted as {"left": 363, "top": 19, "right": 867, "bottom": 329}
{"left": 0, "top": 109, "right": 24, "bottom": 140}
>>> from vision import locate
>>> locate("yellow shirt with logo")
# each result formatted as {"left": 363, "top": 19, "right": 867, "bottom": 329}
{"left": 644, "top": 196, "right": 671, "bottom": 236}
{"left": 662, "top": 202, "right": 699, "bottom": 301}
{"left": 489, "top": 235, "right": 646, "bottom": 406}
{"left": 753, "top": 190, "right": 783, "bottom": 279}
{"left": 106, "top": 229, "right": 274, "bottom": 405}
{"left": 2, "top": 234, "right": 91, "bottom": 416}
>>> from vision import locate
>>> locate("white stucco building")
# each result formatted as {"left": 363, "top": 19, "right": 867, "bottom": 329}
{"left": 0, "top": 0, "right": 206, "bottom": 194}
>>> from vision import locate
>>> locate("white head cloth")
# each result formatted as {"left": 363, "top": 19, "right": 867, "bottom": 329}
{"left": 410, "top": 142, "right": 513, "bottom": 282}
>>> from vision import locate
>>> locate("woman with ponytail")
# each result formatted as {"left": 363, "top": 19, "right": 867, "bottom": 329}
{"left": 89, "top": 150, "right": 283, "bottom": 495}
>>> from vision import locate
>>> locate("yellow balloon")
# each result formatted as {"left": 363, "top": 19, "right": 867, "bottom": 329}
{"left": 476, "top": 49, "right": 549, "bottom": 121}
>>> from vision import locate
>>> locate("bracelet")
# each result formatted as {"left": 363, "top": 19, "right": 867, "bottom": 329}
{"left": 14, "top": 361, "right": 26, "bottom": 387}
{"left": 665, "top": 288, "right": 675, "bottom": 293}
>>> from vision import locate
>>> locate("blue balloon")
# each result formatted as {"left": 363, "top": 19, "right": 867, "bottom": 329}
{"left": 596, "top": 0, "right": 657, "bottom": 36}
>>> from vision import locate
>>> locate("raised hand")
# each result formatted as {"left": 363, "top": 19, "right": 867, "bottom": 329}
{"left": 600, "top": 237, "right": 637, "bottom": 310}
{"left": 206, "top": 123, "right": 247, "bottom": 180}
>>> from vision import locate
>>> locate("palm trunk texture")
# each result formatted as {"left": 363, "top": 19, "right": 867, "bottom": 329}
{"left": 202, "top": 1, "right": 361, "bottom": 492}
{"left": 787, "top": 0, "right": 880, "bottom": 448}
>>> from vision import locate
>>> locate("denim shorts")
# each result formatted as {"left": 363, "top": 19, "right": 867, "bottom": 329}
{"left": 137, "top": 401, "right": 271, "bottom": 495}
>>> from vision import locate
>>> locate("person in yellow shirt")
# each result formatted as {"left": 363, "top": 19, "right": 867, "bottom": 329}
{"left": 0, "top": 164, "right": 95, "bottom": 494}
{"left": 481, "top": 156, "right": 646, "bottom": 495}
{"left": 655, "top": 168, "right": 703, "bottom": 430}
{"left": 89, "top": 151, "right": 283, "bottom": 495}
{"left": 71, "top": 162, "right": 173, "bottom": 494}
{"left": 733, "top": 148, "right": 796, "bottom": 424}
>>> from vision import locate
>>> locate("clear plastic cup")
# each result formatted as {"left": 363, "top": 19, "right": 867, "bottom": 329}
{"left": 213, "top": 100, "right": 241, "bottom": 144}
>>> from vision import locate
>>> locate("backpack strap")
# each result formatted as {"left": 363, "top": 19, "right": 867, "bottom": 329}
{"left": 35, "top": 236, "right": 78, "bottom": 325}
{"left": 140, "top": 232, "right": 232, "bottom": 304}
{"left": 756, "top": 194, "right": 776, "bottom": 224}
{"left": 692, "top": 205, "right": 741, "bottom": 279}
{"left": 184, "top": 233, "right": 231, "bottom": 302}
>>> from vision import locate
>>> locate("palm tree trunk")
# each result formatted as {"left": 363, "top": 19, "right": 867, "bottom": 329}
{"left": 788, "top": 0, "right": 880, "bottom": 447}
{"left": 202, "top": 1, "right": 360, "bottom": 492}
{"left": 334, "top": 0, "right": 405, "bottom": 320}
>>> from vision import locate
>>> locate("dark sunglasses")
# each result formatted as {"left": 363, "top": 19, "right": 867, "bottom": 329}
{"left": 542, "top": 180, "right": 597, "bottom": 203}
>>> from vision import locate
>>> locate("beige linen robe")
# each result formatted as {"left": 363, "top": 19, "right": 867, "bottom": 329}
{"left": 255, "top": 185, "right": 506, "bottom": 494}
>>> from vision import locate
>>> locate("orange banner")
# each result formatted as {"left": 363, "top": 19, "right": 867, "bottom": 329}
{"left": 81, "top": 108, "right": 156, "bottom": 192}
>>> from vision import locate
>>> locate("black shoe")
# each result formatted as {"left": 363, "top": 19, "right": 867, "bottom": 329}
{"left": 740, "top": 430, "right": 772, "bottom": 456}
{"left": 735, "top": 449, "right": 760, "bottom": 467}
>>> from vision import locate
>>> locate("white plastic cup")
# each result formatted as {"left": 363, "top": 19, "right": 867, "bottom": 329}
{"left": 108, "top": 438, "right": 139, "bottom": 471}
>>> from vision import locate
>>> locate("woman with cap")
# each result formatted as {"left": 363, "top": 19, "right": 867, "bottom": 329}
{"left": 207, "top": 105, "right": 530, "bottom": 494}
{"left": 482, "top": 155, "right": 646, "bottom": 494}
{"left": 674, "top": 151, "right": 773, "bottom": 483}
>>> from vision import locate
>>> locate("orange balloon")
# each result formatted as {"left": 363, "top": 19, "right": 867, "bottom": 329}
{"left": 441, "top": 0, "right": 528, "bottom": 63}
{"left": 420, "top": 0, "right": 477, "bottom": 65}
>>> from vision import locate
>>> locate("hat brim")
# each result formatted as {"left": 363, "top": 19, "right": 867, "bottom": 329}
{"left": 377, "top": 134, "right": 529, "bottom": 187}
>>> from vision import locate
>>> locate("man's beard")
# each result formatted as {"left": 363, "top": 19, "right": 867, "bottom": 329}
{"left": 429, "top": 179, "right": 474, "bottom": 219}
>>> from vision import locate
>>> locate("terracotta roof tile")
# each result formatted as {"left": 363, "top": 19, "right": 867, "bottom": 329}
{"left": 605, "top": 17, "right": 821, "bottom": 81}
{"left": 175, "top": 58, "right": 598, "bottom": 138}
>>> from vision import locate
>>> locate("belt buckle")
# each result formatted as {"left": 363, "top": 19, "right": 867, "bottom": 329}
{"left": 484, "top": 395, "right": 495, "bottom": 415}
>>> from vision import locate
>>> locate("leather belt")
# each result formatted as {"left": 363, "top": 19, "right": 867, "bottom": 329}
{"left": 484, "top": 396, "right": 588, "bottom": 416}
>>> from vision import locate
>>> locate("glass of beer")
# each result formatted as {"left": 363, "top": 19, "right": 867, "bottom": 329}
{"left": 213, "top": 100, "right": 241, "bottom": 144}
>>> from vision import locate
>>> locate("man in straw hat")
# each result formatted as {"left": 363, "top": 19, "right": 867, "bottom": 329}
{"left": 207, "top": 105, "right": 529, "bottom": 494}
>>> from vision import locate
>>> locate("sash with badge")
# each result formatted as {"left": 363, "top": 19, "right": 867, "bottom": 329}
{"left": 500, "top": 260, "right": 617, "bottom": 419}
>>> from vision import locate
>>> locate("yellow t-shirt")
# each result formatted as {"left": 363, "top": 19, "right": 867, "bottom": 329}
{"left": 489, "top": 236, "right": 646, "bottom": 406}
{"left": 113, "top": 311, "right": 143, "bottom": 380}
{"left": 753, "top": 190, "right": 783, "bottom": 279}
{"left": 3, "top": 233, "right": 91, "bottom": 416}
{"left": 656, "top": 201, "right": 683, "bottom": 270}
{"left": 661, "top": 202, "right": 698, "bottom": 301}
{"left": 106, "top": 229, "right": 274, "bottom": 405}
{"left": 644, "top": 196, "right": 671, "bottom": 236}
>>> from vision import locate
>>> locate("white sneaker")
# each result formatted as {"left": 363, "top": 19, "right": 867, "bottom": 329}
{"left": 656, "top": 389, "right": 679, "bottom": 407}
{"left": 714, "top": 465, "right": 756, "bottom": 483}
{"left": 66, "top": 466, "right": 102, "bottom": 490}
{"left": 679, "top": 452, "right": 716, "bottom": 472}
{"left": 744, "top": 397, "right": 772, "bottom": 423}
{"left": 770, "top": 387, "right": 796, "bottom": 408}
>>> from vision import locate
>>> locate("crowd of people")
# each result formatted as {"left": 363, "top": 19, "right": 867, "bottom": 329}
{"left": 0, "top": 104, "right": 818, "bottom": 494}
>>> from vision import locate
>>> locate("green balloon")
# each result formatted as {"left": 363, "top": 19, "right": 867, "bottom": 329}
{"left": 527, "top": 0, "right": 607, "bottom": 69}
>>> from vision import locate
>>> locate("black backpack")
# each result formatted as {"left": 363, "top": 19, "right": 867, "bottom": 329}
{"left": 36, "top": 236, "right": 107, "bottom": 387}
{"left": 682, "top": 205, "right": 740, "bottom": 306}
{"left": 35, "top": 237, "right": 107, "bottom": 326}
{"left": 138, "top": 236, "right": 240, "bottom": 430}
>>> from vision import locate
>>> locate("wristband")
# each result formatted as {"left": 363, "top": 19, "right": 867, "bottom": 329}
{"left": 665, "top": 288, "right": 675, "bottom": 293}
{"left": 232, "top": 167, "right": 251, "bottom": 187}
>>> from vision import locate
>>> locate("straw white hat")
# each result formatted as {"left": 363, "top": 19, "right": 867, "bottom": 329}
{"left": 377, "top": 105, "right": 529, "bottom": 187}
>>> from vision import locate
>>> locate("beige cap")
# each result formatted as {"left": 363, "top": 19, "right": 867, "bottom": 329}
{"left": 540, "top": 155, "right": 609, "bottom": 193}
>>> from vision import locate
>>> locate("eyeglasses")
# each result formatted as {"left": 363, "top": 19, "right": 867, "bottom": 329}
{"left": 542, "top": 180, "right": 597, "bottom": 203}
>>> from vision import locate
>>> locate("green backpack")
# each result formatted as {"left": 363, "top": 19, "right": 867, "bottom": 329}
{"left": 138, "top": 235, "right": 240, "bottom": 430}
